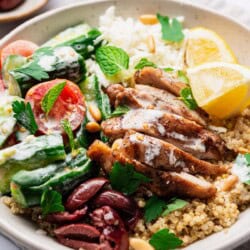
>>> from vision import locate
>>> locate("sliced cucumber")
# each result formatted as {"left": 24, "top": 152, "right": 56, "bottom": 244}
{"left": 2, "top": 55, "right": 28, "bottom": 96}
{"left": 43, "top": 23, "right": 91, "bottom": 47}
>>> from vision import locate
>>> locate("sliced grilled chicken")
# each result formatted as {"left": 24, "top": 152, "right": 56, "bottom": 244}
{"left": 102, "top": 109, "right": 227, "bottom": 160}
{"left": 105, "top": 84, "right": 206, "bottom": 125}
{"left": 119, "top": 131, "right": 227, "bottom": 176}
{"left": 134, "top": 67, "right": 186, "bottom": 96}
{"left": 87, "top": 140, "right": 217, "bottom": 199}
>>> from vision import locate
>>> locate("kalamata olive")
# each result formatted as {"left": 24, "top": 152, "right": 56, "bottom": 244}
{"left": 56, "top": 237, "right": 111, "bottom": 250}
{"left": 65, "top": 177, "right": 109, "bottom": 212}
{"left": 54, "top": 223, "right": 100, "bottom": 238}
{"left": 0, "top": 0, "right": 24, "bottom": 11}
{"left": 90, "top": 206, "right": 129, "bottom": 250}
{"left": 46, "top": 206, "right": 88, "bottom": 224}
{"left": 125, "top": 207, "right": 141, "bottom": 230}
{"left": 92, "top": 190, "right": 136, "bottom": 215}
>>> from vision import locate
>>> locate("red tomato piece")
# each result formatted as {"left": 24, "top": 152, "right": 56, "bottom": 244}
{"left": 0, "top": 40, "right": 38, "bottom": 68}
{"left": 25, "top": 79, "right": 86, "bottom": 134}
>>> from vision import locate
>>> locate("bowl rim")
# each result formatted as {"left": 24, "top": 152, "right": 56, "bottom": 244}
{"left": 0, "top": 0, "right": 250, "bottom": 249}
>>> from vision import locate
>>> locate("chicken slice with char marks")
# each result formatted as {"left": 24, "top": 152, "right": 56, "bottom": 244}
{"left": 134, "top": 67, "right": 186, "bottom": 96}
{"left": 105, "top": 84, "right": 206, "bottom": 126}
{"left": 119, "top": 131, "right": 227, "bottom": 176}
{"left": 101, "top": 109, "right": 227, "bottom": 160}
{"left": 87, "top": 140, "right": 217, "bottom": 199}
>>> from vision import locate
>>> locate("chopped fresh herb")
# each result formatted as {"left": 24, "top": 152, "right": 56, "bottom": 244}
{"left": 149, "top": 228, "right": 183, "bottom": 250}
{"left": 162, "top": 198, "right": 188, "bottom": 216}
{"left": 110, "top": 162, "right": 150, "bottom": 195}
{"left": 232, "top": 154, "right": 250, "bottom": 185}
{"left": 41, "top": 81, "right": 66, "bottom": 116}
{"left": 94, "top": 75, "right": 111, "bottom": 119}
{"left": 135, "top": 58, "right": 157, "bottom": 70}
{"left": 144, "top": 196, "right": 166, "bottom": 223}
{"left": 157, "top": 13, "right": 184, "bottom": 42}
{"left": 15, "top": 61, "right": 49, "bottom": 81}
{"left": 12, "top": 100, "right": 38, "bottom": 134}
{"left": 163, "top": 67, "right": 174, "bottom": 72}
{"left": 95, "top": 46, "right": 129, "bottom": 76}
{"left": 177, "top": 70, "right": 189, "bottom": 84}
{"left": 41, "top": 189, "right": 64, "bottom": 216}
{"left": 61, "top": 119, "right": 75, "bottom": 151}
{"left": 110, "top": 105, "right": 130, "bottom": 117}
{"left": 180, "top": 87, "right": 198, "bottom": 110}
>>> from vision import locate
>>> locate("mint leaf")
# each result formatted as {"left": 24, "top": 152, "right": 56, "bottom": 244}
{"left": 96, "top": 46, "right": 129, "bottom": 76}
{"left": 110, "top": 105, "right": 130, "bottom": 117}
{"left": 149, "top": 228, "right": 183, "bottom": 250}
{"left": 94, "top": 75, "right": 111, "bottom": 119}
{"left": 110, "top": 162, "right": 150, "bottom": 195}
{"left": 162, "top": 198, "right": 188, "bottom": 216}
{"left": 41, "top": 81, "right": 66, "bottom": 116}
{"left": 15, "top": 61, "right": 49, "bottom": 81}
{"left": 180, "top": 87, "right": 198, "bottom": 110}
{"left": 61, "top": 119, "right": 75, "bottom": 151}
{"left": 135, "top": 58, "right": 157, "bottom": 70}
{"left": 144, "top": 196, "right": 166, "bottom": 223}
{"left": 177, "top": 70, "right": 189, "bottom": 84}
{"left": 41, "top": 189, "right": 64, "bottom": 216}
{"left": 157, "top": 14, "right": 184, "bottom": 42}
{"left": 232, "top": 154, "right": 250, "bottom": 185}
{"left": 12, "top": 100, "right": 38, "bottom": 134}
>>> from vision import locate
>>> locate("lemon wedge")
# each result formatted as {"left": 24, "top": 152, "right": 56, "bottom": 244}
{"left": 187, "top": 62, "right": 250, "bottom": 119}
{"left": 185, "top": 27, "right": 237, "bottom": 67}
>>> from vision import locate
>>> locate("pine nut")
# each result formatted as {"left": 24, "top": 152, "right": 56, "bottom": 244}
{"left": 238, "top": 147, "right": 250, "bottom": 154}
{"left": 139, "top": 14, "right": 158, "bottom": 25}
{"left": 88, "top": 104, "right": 102, "bottom": 122}
{"left": 112, "top": 139, "right": 123, "bottom": 150}
{"left": 86, "top": 122, "right": 101, "bottom": 133}
{"left": 129, "top": 238, "right": 154, "bottom": 250}
{"left": 147, "top": 35, "right": 155, "bottom": 53}
{"left": 221, "top": 175, "right": 239, "bottom": 192}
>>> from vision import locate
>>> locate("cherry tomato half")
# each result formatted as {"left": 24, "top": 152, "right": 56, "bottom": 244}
{"left": 0, "top": 40, "right": 38, "bottom": 68}
{"left": 25, "top": 79, "right": 86, "bottom": 134}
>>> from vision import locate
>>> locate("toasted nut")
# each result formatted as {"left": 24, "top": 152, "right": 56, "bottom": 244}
{"left": 238, "top": 147, "right": 250, "bottom": 154}
{"left": 112, "top": 139, "right": 123, "bottom": 150}
{"left": 147, "top": 35, "right": 155, "bottom": 53}
{"left": 88, "top": 104, "right": 102, "bottom": 122}
{"left": 130, "top": 238, "right": 154, "bottom": 250}
{"left": 86, "top": 122, "right": 101, "bottom": 133}
{"left": 139, "top": 14, "right": 158, "bottom": 25}
{"left": 221, "top": 175, "right": 239, "bottom": 192}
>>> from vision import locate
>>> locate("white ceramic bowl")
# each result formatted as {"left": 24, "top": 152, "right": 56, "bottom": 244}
{"left": 0, "top": 0, "right": 250, "bottom": 249}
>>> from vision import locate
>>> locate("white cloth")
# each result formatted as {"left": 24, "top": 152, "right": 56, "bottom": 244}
{"left": 0, "top": 0, "right": 249, "bottom": 249}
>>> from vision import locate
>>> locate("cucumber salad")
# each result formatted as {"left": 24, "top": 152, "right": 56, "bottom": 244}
{"left": 1, "top": 6, "right": 250, "bottom": 250}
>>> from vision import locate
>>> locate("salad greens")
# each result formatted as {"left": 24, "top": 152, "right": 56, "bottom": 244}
{"left": 180, "top": 87, "right": 198, "bottom": 110}
{"left": 135, "top": 58, "right": 157, "bottom": 70}
{"left": 41, "top": 81, "right": 66, "bottom": 116}
{"left": 12, "top": 100, "right": 38, "bottom": 134}
{"left": 61, "top": 119, "right": 76, "bottom": 152}
{"left": 96, "top": 46, "right": 129, "bottom": 76}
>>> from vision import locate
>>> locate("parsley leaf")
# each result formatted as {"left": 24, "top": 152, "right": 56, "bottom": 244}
{"left": 110, "top": 162, "right": 150, "bottom": 195}
{"left": 94, "top": 75, "right": 111, "bottom": 119}
{"left": 12, "top": 100, "right": 38, "bottom": 134}
{"left": 149, "top": 228, "right": 183, "bottom": 250}
{"left": 61, "top": 119, "right": 75, "bottom": 151}
{"left": 157, "top": 14, "right": 184, "bottom": 42}
{"left": 110, "top": 105, "right": 130, "bottom": 118}
{"left": 232, "top": 154, "right": 250, "bottom": 185}
{"left": 96, "top": 46, "right": 129, "bottom": 76}
{"left": 135, "top": 58, "right": 157, "bottom": 70}
{"left": 15, "top": 61, "right": 49, "bottom": 81}
{"left": 162, "top": 198, "right": 188, "bottom": 216}
{"left": 177, "top": 70, "right": 189, "bottom": 84}
{"left": 144, "top": 196, "right": 166, "bottom": 223}
{"left": 180, "top": 87, "right": 198, "bottom": 110}
{"left": 41, "top": 189, "right": 64, "bottom": 216}
{"left": 163, "top": 67, "right": 174, "bottom": 72}
{"left": 41, "top": 81, "right": 66, "bottom": 116}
